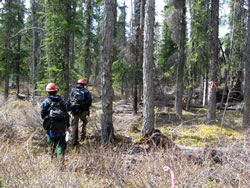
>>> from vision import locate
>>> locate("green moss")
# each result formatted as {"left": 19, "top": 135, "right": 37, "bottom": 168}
{"left": 182, "top": 110, "right": 195, "bottom": 115}
{"left": 86, "top": 129, "right": 93, "bottom": 135}
{"left": 175, "top": 124, "right": 246, "bottom": 147}
{"left": 135, "top": 135, "right": 147, "bottom": 144}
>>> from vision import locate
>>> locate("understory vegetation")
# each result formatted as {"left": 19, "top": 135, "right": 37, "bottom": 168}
{"left": 0, "top": 93, "right": 248, "bottom": 187}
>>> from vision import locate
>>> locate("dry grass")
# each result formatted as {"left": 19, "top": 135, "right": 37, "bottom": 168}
{"left": 0, "top": 140, "right": 249, "bottom": 187}
{"left": 0, "top": 95, "right": 249, "bottom": 187}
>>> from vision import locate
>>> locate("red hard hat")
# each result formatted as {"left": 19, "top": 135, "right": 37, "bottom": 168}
{"left": 46, "top": 83, "right": 59, "bottom": 92}
{"left": 77, "top": 79, "right": 86, "bottom": 85}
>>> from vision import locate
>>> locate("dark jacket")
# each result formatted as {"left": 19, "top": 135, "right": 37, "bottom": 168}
{"left": 40, "top": 95, "right": 67, "bottom": 119}
{"left": 40, "top": 95, "right": 69, "bottom": 136}
{"left": 67, "top": 84, "right": 92, "bottom": 114}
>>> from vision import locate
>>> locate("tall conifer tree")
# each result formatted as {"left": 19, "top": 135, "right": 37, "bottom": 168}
{"left": 141, "top": 0, "right": 155, "bottom": 136}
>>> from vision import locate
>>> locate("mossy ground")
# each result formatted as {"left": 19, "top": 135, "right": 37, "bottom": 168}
{"left": 155, "top": 108, "right": 247, "bottom": 147}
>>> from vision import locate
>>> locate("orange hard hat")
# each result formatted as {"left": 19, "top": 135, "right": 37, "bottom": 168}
{"left": 46, "top": 83, "right": 59, "bottom": 92}
{"left": 77, "top": 79, "right": 86, "bottom": 85}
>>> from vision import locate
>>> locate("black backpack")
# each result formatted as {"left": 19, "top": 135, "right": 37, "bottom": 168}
{"left": 46, "top": 98, "right": 68, "bottom": 133}
{"left": 70, "top": 89, "right": 88, "bottom": 109}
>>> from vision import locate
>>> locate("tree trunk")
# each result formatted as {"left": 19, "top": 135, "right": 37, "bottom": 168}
{"left": 122, "top": 0, "right": 126, "bottom": 46}
{"left": 133, "top": 0, "right": 141, "bottom": 29}
{"left": 113, "top": 0, "right": 117, "bottom": 60}
{"left": 63, "top": 0, "right": 71, "bottom": 99}
{"left": 16, "top": 34, "right": 21, "bottom": 94}
{"left": 94, "top": 55, "right": 99, "bottom": 86}
{"left": 85, "top": 0, "right": 93, "bottom": 86}
{"left": 94, "top": 21, "right": 101, "bottom": 86}
{"left": 174, "top": 0, "right": 186, "bottom": 117}
{"left": 207, "top": 0, "right": 219, "bottom": 123}
{"left": 203, "top": 74, "right": 208, "bottom": 106}
{"left": 70, "top": 0, "right": 76, "bottom": 72}
{"left": 4, "top": 0, "right": 12, "bottom": 99}
{"left": 133, "top": 1, "right": 141, "bottom": 115}
{"left": 140, "top": 0, "right": 145, "bottom": 31}
{"left": 130, "top": 0, "right": 133, "bottom": 34}
{"left": 16, "top": 1, "right": 23, "bottom": 94}
{"left": 71, "top": 32, "right": 75, "bottom": 70}
{"left": 138, "top": 0, "right": 145, "bottom": 102}
{"left": 101, "top": 0, "right": 115, "bottom": 144}
{"left": 31, "top": 0, "right": 38, "bottom": 92}
{"left": 141, "top": 0, "right": 155, "bottom": 136}
{"left": 133, "top": 29, "right": 139, "bottom": 114}
{"left": 242, "top": 0, "right": 250, "bottom": 127}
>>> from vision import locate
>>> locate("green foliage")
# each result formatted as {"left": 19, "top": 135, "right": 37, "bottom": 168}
{"left": 39, "top": 0, "right": 79, "bottom": 95}
{"left": 183, "top": 0, "right": 211, "bottom": 89}
{"left": 73, "top": 0, "right": 103, "bottom": 83}
{"left": 228, "top": 0, "right": 247, "bottom": 76}
{"left": 187, "top": 0, "right": 210, "bottom": 71}
{"left": 158, "top": 21, "right": 177, "bottom": 73}
{"left": 112, "top": 59, "right": 132, "bottom": 89}
{"left": 0, "top": 0, "right": 28, "bottom": 91}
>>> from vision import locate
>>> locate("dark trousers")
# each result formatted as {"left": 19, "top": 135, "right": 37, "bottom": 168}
{"left": 46, "top": 133, "right": 67, "bottom": 163}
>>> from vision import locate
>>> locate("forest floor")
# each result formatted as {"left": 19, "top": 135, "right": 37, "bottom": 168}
{"left": 0, "top": 88, "right": 249, "bottom": 187}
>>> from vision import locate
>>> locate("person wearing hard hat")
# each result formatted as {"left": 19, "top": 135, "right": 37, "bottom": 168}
{"left": 40, "top": 83, "right": 70, "bottom": 166}
{"left": 67, "top": 79, "right": 92, "bottom": 146}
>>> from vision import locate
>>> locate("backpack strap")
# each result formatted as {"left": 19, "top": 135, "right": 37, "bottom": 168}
{"left": 45, "top": 98, "right": 52, "bottom": 105}
{"left": 46, "top": 98, "right": 63, "bottom": 112}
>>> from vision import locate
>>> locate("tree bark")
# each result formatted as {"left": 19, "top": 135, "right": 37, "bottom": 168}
{"left": 101, "top": 0, "right": 115, "bottom": 144}
{"left": 133, "top": 29, "right": 139, "bottom": 115}
{"left": 141, "top": 0, "right": 155, "bottom": 136}
{"left": 16, "top": 34, "right": 21, "bottom": 94}
{"left": 242, "top": 0, "right": 250, "bottom": 127}
{"left": 85, "top": 0, "right": 93, "bottom": 86}
{"left": 203, "top": 74, "right": 208, "bottom": 106}
{"left": 138, "top": 0, "right": 145, "bottom": 102}
{"left": 4, "top": 0, "right": 12, "bottom": 99}
{"left": 70, "top": 0, "right": 76, "bottom": 71}
{"left": 140, "top": 0, "right": 145, "bottom": 31}
{"left": 63, "top": 0, "right": 71, "bottom": 99}
{"left": 71, "top": 32, "right": 75, "bottom": 69}
{"left": 16, "top": 0, "right": 23, "bottom": 94}
{"left": 207, "top": 0, "right": 219, "bottom": 123}
{"left": 133, "top": 1, "right": 141, "bottom": 115}
{"left": 94, "top": 20, "right": 101, "bottom": 86}
{"left": 32, "top": 0, "right": 38, "bottom": 92}
{"left": 174, "top": 0, "right": 186, "bottom": 117}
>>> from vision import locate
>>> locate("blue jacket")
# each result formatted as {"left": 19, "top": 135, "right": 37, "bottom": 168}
{"left": 40, "top": 95, "right": 68, "bottom": 137}
{"left": 40, "top": 95, "right": 67, "bottom": 119}
{"left": 67, "top": 84, "right": 92, "bottom": 114}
